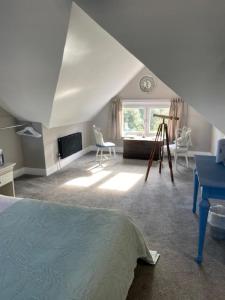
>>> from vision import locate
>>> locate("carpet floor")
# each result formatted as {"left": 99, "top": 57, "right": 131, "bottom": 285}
{"left": 15, "top": 153, "right": 225, "bottom": 300}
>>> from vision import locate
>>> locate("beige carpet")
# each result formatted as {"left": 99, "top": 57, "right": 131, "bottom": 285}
{"left": 15, "top": 153, "right": 225, "bottom": 300}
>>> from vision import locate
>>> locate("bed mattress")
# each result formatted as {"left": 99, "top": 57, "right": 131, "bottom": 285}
{"left": 0, "top": 195, "right": 159, "bottom": 300}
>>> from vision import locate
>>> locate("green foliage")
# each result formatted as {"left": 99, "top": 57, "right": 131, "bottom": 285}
{"left": 123, "top": 106, "right": 169, "bottom": 135}
{"left": 149, "top": 108, "right": 169, "bottom": 133}
{"left": 123, "top": 108, "right": 144, "bottom": 132}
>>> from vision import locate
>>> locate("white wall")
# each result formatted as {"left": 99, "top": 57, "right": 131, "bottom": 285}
{"left": 0, "top": 107, "right": 24, "bottom": 170}
{"left": 92, "top": 67, "right": 213, "bottom": 152}
{"left": 0, "top": 1, "right": 143, "bottom": 128}
{"left": 76, "top": 0, "right": 225, "bottom": 133}
{"left": 92, "top": 103, "right": 112, "bottom": 144}
{"left": 15, "top": 120, "right": 92, "bottom": 175}
{"left": 187, "top": 106, "right": 212, "bottom": 152}
{"left": 119, "top": 67, "right": 177, "bottom": 99}
{"left": 42, "top": 122, "right": 92, "bottom": 170}
{"left": 211, "top": 127, "right": 225, "bottom": 155}
{"left": 1, "top": 0, "right": 225, "bottom": 132}
{"left": 92, "top": 66, "right": 178, "bottom": 145}
{"left": 50, "top": 3, "right": 143, "bottom": 127}
{"left": 0, "top": 0, "right": 72, "bottom": 126}
{"left": 20, "top": 123, "right": 46, "bottom": 170}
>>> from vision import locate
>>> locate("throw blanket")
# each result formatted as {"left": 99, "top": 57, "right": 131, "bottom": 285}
{"left": 0, "top": 199, "right": 158, "bottom": 300}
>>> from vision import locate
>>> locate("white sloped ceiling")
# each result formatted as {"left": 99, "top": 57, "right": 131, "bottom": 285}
{"left": 0, "top": 0, "right": 72, "bottom": 126}
{"left": 50, "top": 3, "right": 143, "bottom": 127}
{"left": 75, "top": 0, "right": 225, "bottom": 132}
{"left": 0, "top": 0, "right": 143, "bottom": 128}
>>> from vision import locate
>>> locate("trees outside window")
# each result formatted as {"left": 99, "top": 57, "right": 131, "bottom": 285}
{"left": 149, "top": 107, "right": 170, "bottom": 134}
{"left": 123, "top": 108, "right": 144, "bottom": 134}
{"left": 122, "top": 102, "right": 169, "bottom": 137}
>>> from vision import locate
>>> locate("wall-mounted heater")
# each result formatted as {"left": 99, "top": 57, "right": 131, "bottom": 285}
{"left": 58, "top": 132, "right": 82, "bottom": 159}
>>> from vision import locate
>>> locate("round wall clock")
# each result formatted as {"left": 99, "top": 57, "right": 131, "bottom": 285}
{"left": 139, "top": 76, "right": 155, "bottom": 93}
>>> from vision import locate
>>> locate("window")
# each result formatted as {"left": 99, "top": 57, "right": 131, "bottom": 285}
{"left": 123, "top": 107, "right": 145, "bottom": 135}
{"left": 149, "top": 107, "right": 170, "bottom": 134}
{"left": 122, "top": 101, "right": 170, "bottom": 137}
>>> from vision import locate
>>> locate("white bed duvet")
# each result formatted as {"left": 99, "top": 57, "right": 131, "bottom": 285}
{"left": 0, "top": 195, "right": 159, "bottom": 300}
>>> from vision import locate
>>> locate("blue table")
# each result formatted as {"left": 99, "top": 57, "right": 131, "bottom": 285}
{"left": 193, "top": 155, "right": 225, "bottom": 264}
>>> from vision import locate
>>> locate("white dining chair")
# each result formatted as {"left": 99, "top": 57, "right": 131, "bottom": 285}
{"left": 93, "top": 125, "right": 116, "bottom": 165}
{"left": 165, "top": 127, "right": 192, "bottom": 169}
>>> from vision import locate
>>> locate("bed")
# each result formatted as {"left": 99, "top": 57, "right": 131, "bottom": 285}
{"left": 0, "top": 195, "right": 159, "bottom": 300}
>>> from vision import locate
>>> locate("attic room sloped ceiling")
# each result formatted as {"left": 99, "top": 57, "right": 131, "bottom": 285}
{"left": 0, "top": 0, "right": 72, "bottom": 126}
{"left": 75, "top": 0, "right": 225, "bottom": 133}
{"left": 0, "top": 0, "right": 143, "bottom": 128}
{"left": 50, "top": 3, "right": 143, "bottom": 127}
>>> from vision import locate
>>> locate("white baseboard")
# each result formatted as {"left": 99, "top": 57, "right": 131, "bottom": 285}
{"left": 91, "top": 145, "right": 123, "bottom": 153}
{"left": 45, "top": 147, "right": 212, "bottom": 177}
{"left": 188, "top": 151, "right": 212, "bottom": 157}
{"left": 13, "top": 167, "right": 46, "bottom": 178}
{"left": 14, "top": 146, "right": 94, "bottom": 178}
{"left": 24, "top": 167, "right": 46, "bottom": 176}
{"left": 86, "top": 146, "right": 211, "bottom": 157}
{"left": 115, "top": 146, "right": 123, "bottom": 153}
{"left": 13, "top": 146, "right": 212, "bottom": 179}
{"left": 95, "top": 146, "right": 211, "bottom": 157}
{"left": 156, "top": 150, "right": 211, "bottom": 158}
{"left": 46, "top": 146, "right": 93, "bottom": 176}
{"left": 14, "top": 168, "right": 25, "bottom": 178}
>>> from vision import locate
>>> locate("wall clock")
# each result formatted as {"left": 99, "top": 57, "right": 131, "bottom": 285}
{"left": 139, "top": 76, "right": 155, "bottom": 93}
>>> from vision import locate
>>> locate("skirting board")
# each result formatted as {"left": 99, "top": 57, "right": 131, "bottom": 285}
{"left": 45, "top": 147, "right": 211, "bottom": 176}
{"left": 14, "top": 167, "right": 46, "bottom": 178}
{"left": 13, "top": 146, "right": 212, "bottom": 179}
{"left": 91, "top": 147, "right": 211, "bottom": 157}
{"left": 13, "top": 146, "right": 94, "bottom": 178}
{"left": 46, "top": 146, "right": 93, "bottom": 176}
{"left": 14, "top": 168, "right": 26, "bottom": 178}
{"left": 163, "top": 150, "right": 211, "bottom": 157}
{"left": 90, "top": 145, "right": 123, "bottom": 153}
{"left": 188, "top": 151, "right": 212, "bottom": 157}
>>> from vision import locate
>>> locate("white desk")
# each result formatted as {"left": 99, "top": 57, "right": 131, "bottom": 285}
{"left": 0, "top": 163, "right": 16, "bottom": 197}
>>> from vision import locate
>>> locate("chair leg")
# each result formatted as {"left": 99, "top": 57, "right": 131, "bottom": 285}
{"left": 109, "top": 147, "right": 111, "bottom": 156}
{"left": 185, "top": 153, "right": 189, "bottom": 168}
{"left": 113, "top": 147, "right": 116, "bottom": 157}
{"left": 100, "top": 149, "right": 103, "bottom": 165}
{"left": 96, "top": 147, "right": 100, "bottom": 161}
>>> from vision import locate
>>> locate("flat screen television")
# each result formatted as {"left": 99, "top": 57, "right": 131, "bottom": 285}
{"left": 58, "top": 132, "right": 82, "bottom": 159}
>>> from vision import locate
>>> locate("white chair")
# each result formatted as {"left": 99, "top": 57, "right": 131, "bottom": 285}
{"left": 93, "top": 125, "right": 116, "bottom": 165}
{"left": 165, "top": 127, "right": 192, "bottom": 169}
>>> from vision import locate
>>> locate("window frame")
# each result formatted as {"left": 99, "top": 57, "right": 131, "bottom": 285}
{"left": 122, "top": 99, "right": 170, "bottom": 138}
{"left": 122, "top": 104, "right": 146, "bottom": 136}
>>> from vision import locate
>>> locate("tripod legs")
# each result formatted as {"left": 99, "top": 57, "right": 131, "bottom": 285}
{"left": 165, "top": 124, "right": 174, "bottom": 182}
{"left": 145, "top": 124, "right": 162, "bottom": 182}
{"left": 159, "top": 124, "right": 165, "bottom": 174}
{"left": 145, "top": 122, "right": 174, "bottom": 183}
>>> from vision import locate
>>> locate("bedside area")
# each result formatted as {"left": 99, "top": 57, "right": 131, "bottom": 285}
{"left": 0, "top": 163, "right": 16, "bottom": 197}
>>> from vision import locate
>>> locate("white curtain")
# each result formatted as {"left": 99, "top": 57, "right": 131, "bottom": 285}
{"left": 111, "top": 96, "right": 122, "bottom": 140}
{"left": 168, "top": 98, "right": 188, "bottom": 142}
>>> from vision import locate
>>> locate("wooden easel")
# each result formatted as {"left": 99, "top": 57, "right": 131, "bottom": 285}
{"left": 145, "top": 114, "right": 179, "bottom": 183}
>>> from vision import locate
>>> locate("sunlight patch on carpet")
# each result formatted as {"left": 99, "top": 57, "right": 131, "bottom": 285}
{"left": 64, "top": 171, "right": 111, "bottom": 187}
{"left": 98, "top": 172, "right": 143, "bottom": 191}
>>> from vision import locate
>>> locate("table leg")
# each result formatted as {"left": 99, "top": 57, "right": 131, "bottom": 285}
{"left": 195, "top": 191, "right": 210, "bottom": 264}
{"left": 192, "top": 169, "right": 199, "bottom": 213}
